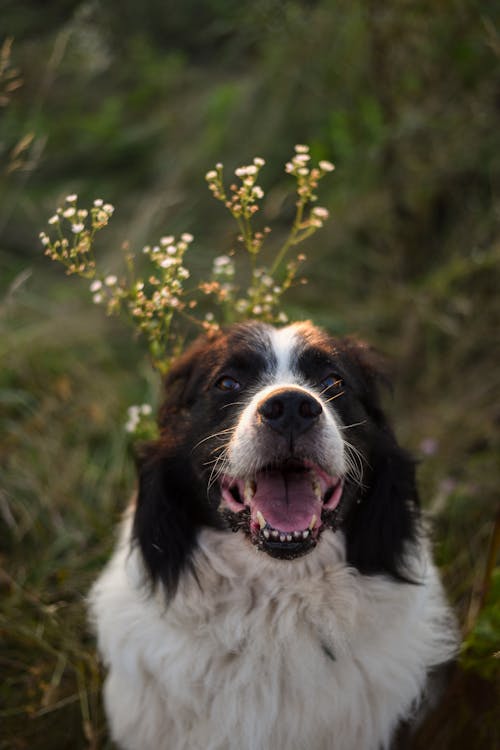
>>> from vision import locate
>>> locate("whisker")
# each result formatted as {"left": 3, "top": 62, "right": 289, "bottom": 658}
{"left": 323, "top": 391, "right": 345, "bottom": 404}
{"left": 343, "top": 439, "right": 366, "bottom": 487}
{"left": 191, "top": 428, "right": 234, "bottom": 453}
{"left": 339, "top": 420, "right": 367, "bottom": 431}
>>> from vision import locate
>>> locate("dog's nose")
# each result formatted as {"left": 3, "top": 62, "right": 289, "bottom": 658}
{"left": 257, "top": 388, "right": 322, "bottom": 439}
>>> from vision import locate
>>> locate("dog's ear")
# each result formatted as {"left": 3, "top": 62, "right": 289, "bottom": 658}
{"left": 133, "top": 443, "right": 217, "bottom": 596}
{"left": 340, "top": 340, "right": 420, "bottom": 583}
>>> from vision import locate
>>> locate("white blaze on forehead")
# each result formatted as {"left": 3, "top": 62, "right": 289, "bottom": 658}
{"left": 268, "top": 323, "right": 304, "bottom": 381}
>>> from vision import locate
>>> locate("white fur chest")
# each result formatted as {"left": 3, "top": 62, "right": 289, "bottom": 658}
{"left": 89, "top": 521, "right": 456, "bottom": 750}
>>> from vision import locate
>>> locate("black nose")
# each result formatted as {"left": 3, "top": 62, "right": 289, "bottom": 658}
{"left": 257, "top": 388, "right": 323, "bottom": 439}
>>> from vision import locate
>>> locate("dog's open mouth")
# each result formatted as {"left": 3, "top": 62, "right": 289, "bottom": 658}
{"left": 220, "top": 460, "right": 344, "bottom": 559}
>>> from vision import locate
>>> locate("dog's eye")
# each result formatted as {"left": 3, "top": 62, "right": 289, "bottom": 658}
{"left": 216, "top": 375, "right": 241, "bottom": 392}
{"left": 320, "top": 374, "right": 343, "bottom": 391}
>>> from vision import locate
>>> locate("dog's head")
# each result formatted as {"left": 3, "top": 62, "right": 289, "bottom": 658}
{"left": 134, "top": 321, "right": 419, "bottom": 593}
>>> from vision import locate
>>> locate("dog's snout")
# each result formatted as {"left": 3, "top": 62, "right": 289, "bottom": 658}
{"left": 257, "top": 388, "right": 322, "bottom": 439}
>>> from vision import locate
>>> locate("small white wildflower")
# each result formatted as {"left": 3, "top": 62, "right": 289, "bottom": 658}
{"left": 62, "top": 207, "right": 76, "bottom": 218}
{"left": 285, "top": 162, "right": 294, "bottom": 173}
{"left": 312, "top": 207, "right": 329, "bottom": 219}
{"left": 140, "top": 404, "right": 152, "bottom": 415}
{"left": 152, "top": 246, "right": 160, "bottom": 254}
{"left": 160, "top": 258, "right": 176, "bottom": 268}
{"left": 295, "top": 144, "right": 309, "bottom": 153}
{"left": 235, "top": 166, "right": 247, "bottom": 178}
{"left": 105, "top": 274, "right": 117, "bottom": 286}
{"left": 298, "top": 168, "right": 309, "bottom": 176}
{"left": 39, "top": 233, "right": 50, "bottom": 246}
{"left": 169, "top": 297, "right": 180, "bottom": 308}
{"left": 93, "top": 198, "right": 103, "bottom": 207}
{"left": 262, "top": 275, "right": 273, "bottom": 287}
{"left": 214, "top": 255, "right": 232, "bottom": 267}
{"left": 90, "top": 280, "right": 102, "bottom": 292}
{"left": 77, "top": 209, "right": 88, "bottom": 219}
{"left": 181, "top": 233, "right": 193, "bottom": 243}
{"left": 216, "top": 162, "right": 223, "bottom": 169}
{"left": 128, "top": 405, "right": 141, "bottom": 418}
{"left": 93, "top": 293, "right": 103, "bottom": 304}
{"left": 48, "top": 214, "right": 60, "bottom": 225}
{"left": 252, "top": 305, "right": 263, "bottom": 315}
{"left": 246, "top": 165, "right": 258, "bottom": 175}
{"left": 277, "top": 312, "right": 288, "bottom": 323}
{"left": 136, "top": 282, "right": 144, "bottom": 290}
{"left": 319, "top": 160, "right": 335, "bottom": 172}
{"left": 142, "top": 245, "right": 151, "bottom": 254}
{"left": 166, "top": 245, "right": 177, "bottom": 255}
{"left": 66, "top": 194, "right": 78, "bottom": 202}
{"left": 160, "top": 236, "right": 174, "bottom": 246}
{"left": 205, "top": 312, "right": 215, "bottom": 322}
{"left": 252, "top": 186, "right": 264, "bottom": 199}
{"left": 205, "top": 170, "right": 217, "bottom": 180}
{"left": 71, "top": 223, "right": 84, "bottom": 233}
{"left": 178, "top": 267, "right": 190, "bottom": 279}
{"left": 253, "top": 157, "right": 265, "bottom": 167}
{"left": 103, "top": 203, "right": 114, "bottom": 214}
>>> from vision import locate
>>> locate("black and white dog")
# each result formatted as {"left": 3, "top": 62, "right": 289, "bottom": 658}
{"left": 90, "top": 321, "right": 457, "bottom": 750}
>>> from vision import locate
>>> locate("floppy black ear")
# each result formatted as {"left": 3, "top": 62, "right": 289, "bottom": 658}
{"left": 341, "top": 341, "right": 421, "bottom": 583}
{"left": 133, "top": 444, "right": 217, "bottom": 596}
{"left": 132, "top": 331, "right": 223, "bottom": 596}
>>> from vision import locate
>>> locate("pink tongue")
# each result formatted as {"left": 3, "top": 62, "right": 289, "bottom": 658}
{"left": 251, "top": 471, "right": 322, "bottom": 532}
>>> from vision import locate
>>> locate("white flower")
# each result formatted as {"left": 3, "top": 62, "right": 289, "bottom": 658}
{"left": 93, "top": 293, "right": 103, "bottom": 304}
{"left": 253, "top": 157, "right": 265, "bottom": 167}
{"left": 319, "top": 160, "right": 335, "bottom": 172}
{"left": 140, "top": 404, "right": 152, "bottom": 415}
{"left": 253, "top": 186, "right": 264, "bottom": 199}
{"left": 252, "top": 305, "right": 263, "bottom": 315}
{"left": 160, "top": 258, "right": 176, "bottom": 268}
{"left": 246, "top": 165, "right": 257, "bottom": 175}
{"left": 63, "top": 207, "right": 76, "bottom": 218}
{"left": 160, "top": 236, "right": 174, "bottom": 246}
{"left": 93, "top": 198, "right": 103, "bottom": 207}
{"left": 71, "top": 223, "right": 84, "bottom": 233}
{"left": 142, "top": 245, "right": 151, "bottom": 254}
{"left": 181, "top": 233, "right": 193, "bottom": 243}
{"left": 90, "top": 280, "right": 102, "bottom": 292}
{"left": 295, "top": 144, "right": 309, "bottom": 153}
{"left": 105, "top": 274, "right": 117, "bottom": 286}
{"left": 77, "top": 209, "right": 88, "bottom": 219}
{"left": 48, "top": 215, "right": 60, "bottom": 225}
{"left": 213, "top": 255, "right": 232, "bottom": 267}
{"left": 39, "top": 233, "right": 50, "bottom": 246}
{"left": 277, "top": 312, "right": 288, "bottom": 323}
{"left": 298, "top": 168, "right": 309, "bottom": 176}
{"left": 65, "top": 194, "right": 78, "bottom": 202}
{"left": 235, "top": 166, "right": 247, "bottom": 178}
{"left": 205, "top": 170, "right": 217, "bottom": 180}
{"left": 166, "top": 245, "right": 177, "bottom": 255}
{"left": 103, "top": 203, "right": 114, "bottom": 214}
{"left": 312, "top": 207, "right": 329, "bottom": 219}
{"left": 205, "top": 312, "right": 215, "bottom": 322}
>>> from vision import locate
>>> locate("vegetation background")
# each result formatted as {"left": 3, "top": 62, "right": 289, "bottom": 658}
{"left": 1, "top": 1, "right": 499, "bottom": 747}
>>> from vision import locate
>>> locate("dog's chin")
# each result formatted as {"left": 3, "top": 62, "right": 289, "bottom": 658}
{"left": 219, "top": 459, "right": 344, "bottom": 560}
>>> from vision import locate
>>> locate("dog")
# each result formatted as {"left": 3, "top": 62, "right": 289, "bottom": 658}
{"left": 89, "top": 320, "right": 458, "bottom": 750}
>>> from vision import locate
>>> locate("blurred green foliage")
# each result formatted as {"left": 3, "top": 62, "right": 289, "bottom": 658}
{"left": 1, "top": 1, "right": 499, "bottom": 747}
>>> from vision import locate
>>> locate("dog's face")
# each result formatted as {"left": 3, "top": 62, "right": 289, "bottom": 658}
{"left": 134, "top": 321, "right": 419, "bottom": 592}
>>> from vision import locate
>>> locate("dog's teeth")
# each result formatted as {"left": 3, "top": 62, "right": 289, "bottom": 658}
{"left": 312, "top": 476, "right": 322, "bottom": 500}
{"left": 279, "top": 533, "right": 286, "bottom": 542}
{"left": 286, "top": 534, "right": 292, "bottom": 542}
{"left": 302, "top": 529, "right": 310, "bottom": 539}
{"left": 293, "top": 530, "right": 301, "bottom": 538}
{"left": 256, "top": 510, "right": 266, "bottom": 530}
{"left": 245, "top": 480, "right": 256, "bottom": 500}
{"left": 272, "top": 530, "right": 279, "bottom": 539}
{"left": 309, "top": 514, "right": 317, "bottom": 530}
{"left": 263, "top": 529, "right": 270, "bottom": 539}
